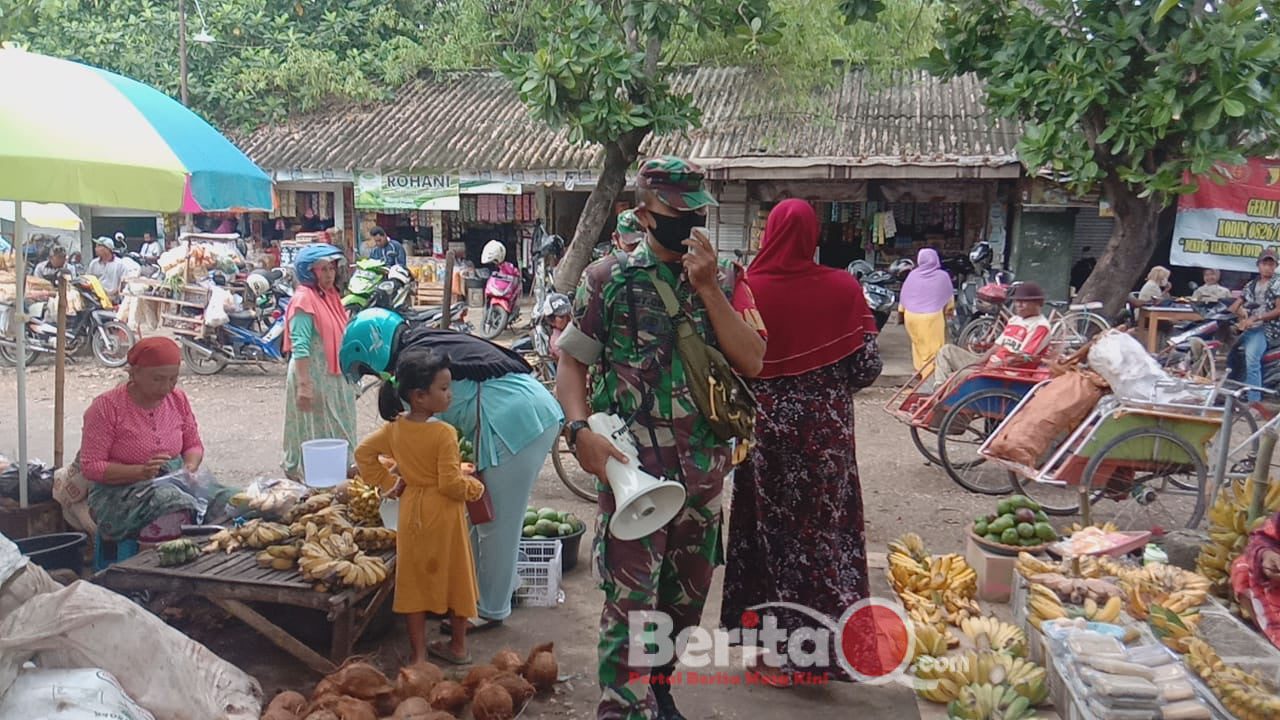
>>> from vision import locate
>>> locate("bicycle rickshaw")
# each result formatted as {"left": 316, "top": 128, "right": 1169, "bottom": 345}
{"left": 978, "top": 380, "right": 1229, "bottom": 532}
{"left": 884, "top": 359, "right": 1053, "bottom": 494}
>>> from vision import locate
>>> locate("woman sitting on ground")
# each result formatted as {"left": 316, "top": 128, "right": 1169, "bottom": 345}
{"left": 77, "top": 337, "right": 206, "bottom": 542}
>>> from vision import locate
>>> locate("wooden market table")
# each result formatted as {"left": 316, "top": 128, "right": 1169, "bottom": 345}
{"left": 95, "top": 547, "right": 395, "bottom": 674}
{"left": 1137, "top": 305, "right": 1200, "bottom": 352}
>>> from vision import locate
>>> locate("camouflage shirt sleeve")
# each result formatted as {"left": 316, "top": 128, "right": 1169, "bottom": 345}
{"left": 557, "top": 258, "right": 613, "bottom": 365}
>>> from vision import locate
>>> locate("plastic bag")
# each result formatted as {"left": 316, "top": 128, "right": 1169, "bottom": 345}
{"left": 228, "top": 477, "right": 308, "bottom": 520}
{"left": 0, "top": 667, "right": 155, "bottom": 720}
{"left": 0, "top": 581, "right": 262, "bottom": 720}
{"left": 986, "top": 370, "right": 1108, "bottom": 468}
{"left": 203, "top": 286, "right": 230, "bottom": 328}
{"left": 149, "top": 467, "right": 234, "bottom": 525}
{"left": 0, "top": 461, "right": 54, "bottom": 503}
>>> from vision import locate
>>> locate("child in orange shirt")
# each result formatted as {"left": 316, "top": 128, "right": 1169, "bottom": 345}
{"left": 355, "top": 349, "right": 485, "bottom": 665}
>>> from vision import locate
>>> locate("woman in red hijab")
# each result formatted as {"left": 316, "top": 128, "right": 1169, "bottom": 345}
{"left": 1231, "top": 511, "right": 1280, "bottom": 649}
{"left": 721, "top": 199, "right": 882, "bottom": 684}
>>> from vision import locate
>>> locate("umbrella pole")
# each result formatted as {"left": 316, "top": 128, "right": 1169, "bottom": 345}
{"left": 14, "top": 200, "right": 28, "bottom": 509}
{"left": 54, "top": 274, "right": 67, "bottom": 468}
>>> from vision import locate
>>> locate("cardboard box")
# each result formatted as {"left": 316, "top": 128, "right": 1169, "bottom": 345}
{"left": 965, "top": 533, "right": 1019, "bottom": 602}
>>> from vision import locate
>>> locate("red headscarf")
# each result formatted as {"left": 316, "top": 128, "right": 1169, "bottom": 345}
{"left": 1231, "top": 511, "right": 1280, "bottom": 649}
{"left": 747, "top": 199, "right": 876, "bottom": 378}
{"left": 127, "top": 337, "right": 181, "bottom": 367}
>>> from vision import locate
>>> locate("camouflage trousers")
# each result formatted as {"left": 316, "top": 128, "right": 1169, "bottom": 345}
{"left": 594, "top": 448, "right": 728, "bottom": 720}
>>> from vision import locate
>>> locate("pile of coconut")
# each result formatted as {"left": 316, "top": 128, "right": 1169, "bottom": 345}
{"left": 262, "top": 643, "right": 558, "bottom": 720}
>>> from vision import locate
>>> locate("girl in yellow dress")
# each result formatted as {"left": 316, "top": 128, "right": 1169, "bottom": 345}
{"left": 355, "top": 349, "right": 485, "bottom": 666}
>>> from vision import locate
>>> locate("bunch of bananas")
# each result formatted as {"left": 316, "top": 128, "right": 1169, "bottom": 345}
{"left": 1119, "top": 562, "right": 1210, "bottom": 620}
{"left": 1024, "top": 572, "right": 1124, "bottom": 605}
{"left": 289, "top": 504, "right": 355, "bottom": 539}
{"left": 1197, "top": 476, "right": 1280, "bottom": 596}
{"left": 1062, "top": 521, "right": 1119, "bottom": 535}
{"left": 256, "top": 542, "right": 301, "bottom": 571}
{"left": 157, "top": 539, "right": 200, "bottom": 567}
{"left": 237, "top": 519, "right": 293, "bottom": 549}
{"left": 1147, "top": 603, "right": 1202, "bottom": 654}
{"left": 202, "top": 528, "right": 244, "bottom": 555}
{"left": 1015, "top": 550, "right": 1124, "bottom": 581}
{"left": 946, "top": 683, "right": 1037, "bottom": 720}
{"left": 913, "top": 651, "right": 1046, "bottom": 706}
{"left": 334, "top": 552, "right": 390, "bottom": 589}
{"left": 1026, "top": 580, "right": 1122, "bottom": 627}
{"left": 1013, "top": 552, "right": 1058, "bottom": 578}
{"left": 353, "top": 527, "right": 396, "bottom": 552}
{"left": 228, "top": 486, "right": 298, "bottom": 520}
{"left": 1185, "top": 637, "right": 1280, "bottom": 719}
{"left": 298, "top": 531, "right": 360, "bottom": 583}
{"left": 346, "top": 479, "right": 383, "bottom": 527}
{"left": 912, "top": 622, "right": 952, "bottom": 661}
{"left": 959, "top": 616, "right": 1026, "bottom": 658}
{"left": 285, "top": 492, "right": 335, "bottom": 522}
{"left": 887, "top": 533, "right": 979, "bottom": 627}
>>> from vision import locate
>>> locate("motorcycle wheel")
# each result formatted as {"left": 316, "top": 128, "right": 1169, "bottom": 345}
{"left": 480, "top": 305, "right": 511, "bottom": 339}
{"left": 182, "top": 342, "right": 229, "bottom": 375}
{"left": 0, "top": 339, "right": 39, "bottom": 367}
{"left": 91, "top": 321, "right": 135, "bottom": 368}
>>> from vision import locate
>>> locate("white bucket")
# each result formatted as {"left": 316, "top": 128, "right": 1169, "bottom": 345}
{"left": 301, "top": 439, "right": 348, "bottom": 488}
{"left": 379, "top": 498, "right": 399, "bottom": 531}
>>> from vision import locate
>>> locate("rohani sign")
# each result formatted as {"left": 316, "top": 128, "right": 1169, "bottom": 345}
{"left": 354, "top": 171, "right": 460, "bottom": 211}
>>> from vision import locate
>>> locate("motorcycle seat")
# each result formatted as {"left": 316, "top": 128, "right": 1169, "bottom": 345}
{"left": 227, "top": 310, "right": 257, "bottom": 328}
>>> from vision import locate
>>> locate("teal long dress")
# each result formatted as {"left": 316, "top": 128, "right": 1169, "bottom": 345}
{"left": 282, "top": 312, "right": 357, "bottom": 479}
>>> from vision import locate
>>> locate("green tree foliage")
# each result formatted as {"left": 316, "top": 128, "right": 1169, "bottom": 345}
{"left": 499, "top": 0, "right": 777, "bottom": 291}
{"left": 925, "top": 0, "right": 1280, "bottom": 312}
{"left": 2, "top": 0, "right": 456, "bottom": 129}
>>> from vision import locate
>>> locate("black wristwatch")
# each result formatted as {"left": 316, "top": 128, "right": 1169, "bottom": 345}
{"left": 565, "top": 420, "right": 589, "bottom": 450}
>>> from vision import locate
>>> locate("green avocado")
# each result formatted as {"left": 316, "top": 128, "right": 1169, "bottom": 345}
{"left": 1034, "top": 522, "right": 1058, "bottom": 541}
{"left": 1017, "top": 522, "right": 1036, "bottom": 539}
{"left": 989, "top": 515, "right": 1016, "bottom": 534}
{"left": 537, "top": 508, "right": 561, "bottom": 523}
{"left": 531, "top": 534, "right": 549, "bottom": 540}
{"left": 564, "top": 513, "right": 584, "bottom": 532}
{"left": 974, "top": 520, "right": 989, "bottom": 536}
{"left": 534, "top": 519, "right": 559, "bottom": 536}
{"left": 985, "top": 532, "right": 1003, "bottom": 544}
{"left": 996, "top": 500, "right": 1014, "bottom": 516}
{"left": 524, "top": 511, "right": 538, "bottom": 526}
{"left": 522, "top": 525, "right": 536, "bottom": 538}
{"left": 1034, "top": 510, "right": 1049, "bottom": 523}
{"left": 557, "top": 522, "right": 575, "bottom": 536}
{"left": 1000, "top": 528, "right": 1020, "bottom": 545}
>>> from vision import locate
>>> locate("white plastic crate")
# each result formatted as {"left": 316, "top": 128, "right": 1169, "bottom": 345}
{"left": 514, "top": 540, "right": 563, "bottom": 608}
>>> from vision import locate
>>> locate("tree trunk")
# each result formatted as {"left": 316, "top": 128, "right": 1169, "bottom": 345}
{"left": 552, "top": 128, "right": 649, "bottom": 293}
{"left": 1076, "top": 176, "right": 1164, "bottom": 319}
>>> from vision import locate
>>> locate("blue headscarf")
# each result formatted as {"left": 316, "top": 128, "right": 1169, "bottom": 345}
{"left": 293, "top": 243, "right": 345, "bottom": 286}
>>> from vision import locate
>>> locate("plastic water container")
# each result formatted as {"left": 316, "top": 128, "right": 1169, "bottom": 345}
{"left": 379, "top": 498, "right": 399, "bottom": 531}
{"left": 301, "top": 439, "right": 348, "bottom": 488}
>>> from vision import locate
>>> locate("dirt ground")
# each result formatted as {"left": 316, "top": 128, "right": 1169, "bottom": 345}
{"left": 0, "top": 326, "right": 1002, "bottom": 719}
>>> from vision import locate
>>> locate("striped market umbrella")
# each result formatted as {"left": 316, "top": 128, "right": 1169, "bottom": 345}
{"left": 0, "top": 47, "right": 272, "bottom": 508}
{"left": 0, "top": 47, "right": 272, "bottom": 212}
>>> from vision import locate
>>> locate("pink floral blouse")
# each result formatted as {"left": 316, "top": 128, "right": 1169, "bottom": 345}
{"left": 80, "top": 384, "right": 204, "bottom": 482}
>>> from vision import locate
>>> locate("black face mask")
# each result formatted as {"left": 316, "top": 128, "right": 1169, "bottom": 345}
{"left": 647, "top": 212, "right": 706, "bottom": 254}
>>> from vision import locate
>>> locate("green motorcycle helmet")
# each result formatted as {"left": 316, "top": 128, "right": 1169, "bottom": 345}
{"left": 340, "top": 308, "right": 405, "bottom": 384}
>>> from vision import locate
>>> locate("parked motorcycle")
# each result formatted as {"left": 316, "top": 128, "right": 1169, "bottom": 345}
{"left": 0, "top": 274, "right": 135, "bottom": 367}
{"left": 403, "top": 301, "right": 473, "bottom": 335}
{"left": 1163, "top": 301, "right": 1236, "bottom": 378}
{"left": 343, "top": 258, "right": 414, "bottom": 316}
{"left": 847, "top": 261, "right": 897, "bottom": 330}
{"left": 178, "top": 274, "right": 291, "bottom": 375}
{"left": 479, "top": 240, "right": 521, "bottom": 339}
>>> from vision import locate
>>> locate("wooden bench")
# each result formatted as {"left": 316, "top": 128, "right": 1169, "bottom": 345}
{"left": 96, "top": 547, "right": 395, "bottom": 674}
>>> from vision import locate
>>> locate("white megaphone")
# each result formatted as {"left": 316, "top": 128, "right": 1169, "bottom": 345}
{"left": 589, "top": 413, "right": 686, "bottom": 541}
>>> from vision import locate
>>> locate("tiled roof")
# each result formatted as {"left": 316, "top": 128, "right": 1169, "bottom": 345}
{"left": 235, "top": 66, "right": 1021, "bottom": 173}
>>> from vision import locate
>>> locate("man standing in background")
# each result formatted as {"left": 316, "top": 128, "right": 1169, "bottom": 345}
{"left": 367, "top": 227, "right": 406, "bottom": 267}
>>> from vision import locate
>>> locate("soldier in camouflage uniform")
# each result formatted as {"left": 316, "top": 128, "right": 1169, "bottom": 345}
{"left": 556, "top": 157, "right": 768, "bottom": 720}
{"left": 612, "top": 209, "right": 645, "bottom": 256}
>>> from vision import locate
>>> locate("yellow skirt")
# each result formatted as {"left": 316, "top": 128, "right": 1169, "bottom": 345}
{"left": 902, "top": 306, "right": 951, "bottom": 371}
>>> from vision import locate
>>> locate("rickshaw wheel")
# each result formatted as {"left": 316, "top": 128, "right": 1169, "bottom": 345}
{"left": 937, "top": 388, "right": 1021, "bottom": 495}
{"left": 1083, "top": 427, "right": 1207, "bottom": 531}
{"left": 910, "top": 427, "right": 943, "bottom": 466}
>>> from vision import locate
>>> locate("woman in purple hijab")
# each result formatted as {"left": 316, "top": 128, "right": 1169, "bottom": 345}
{"left": 899, "top": 248, "right": 955, "bottom": 370}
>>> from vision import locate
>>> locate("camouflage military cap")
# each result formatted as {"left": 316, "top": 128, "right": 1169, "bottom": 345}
{"left": 615, "top": 209, "right": 645, "bottom": 240}
{"left": 636, "top": 156, "right": 719, "bottom": 211}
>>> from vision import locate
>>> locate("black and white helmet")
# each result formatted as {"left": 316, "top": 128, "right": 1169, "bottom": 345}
{"left": 545, "top": 292, "right": 572, "bottom": 317}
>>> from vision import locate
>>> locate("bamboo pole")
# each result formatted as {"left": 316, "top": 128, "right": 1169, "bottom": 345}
{"left": 1247, "top": 429, "right": 1277, "bottom": 524}
{"left": 54, "top": 274, "right": 68, "bottom": 468}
